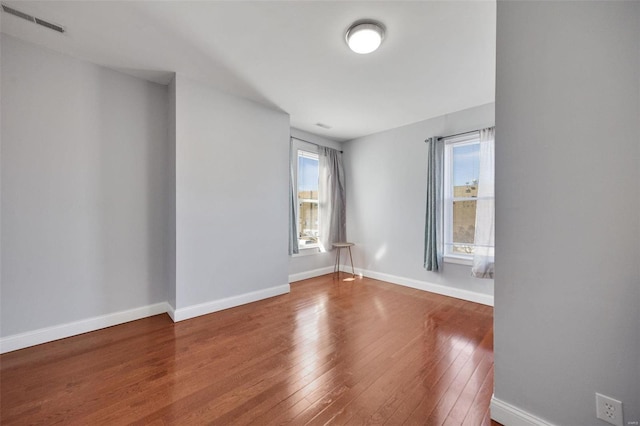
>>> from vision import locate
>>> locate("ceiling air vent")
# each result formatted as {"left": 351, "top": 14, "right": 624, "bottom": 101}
{"left": 1, "top": 4, "right": 65, "bottom": 33}
{"left": 1, "top": 4, "right": 32, "bottom": 21}
{"left": 315, "top": 123, "right": 332, "bottom": 130}
{"left": 34, "top": 17, "right": 64, "bottom": 33}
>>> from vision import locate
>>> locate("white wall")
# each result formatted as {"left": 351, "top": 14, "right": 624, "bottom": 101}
{"left": 174, "top": 74, "right": 290, "bottom": 310}
{"left": 167, "top": 76, "right": 177, "bottom": 310}
{"left": 1, "top": 35, "right": 170, "bottom": 336}
{"left": 494, "top": 2, "right": 640, "bottom": 425}
{"left": 288, "top": 128, "right": 343, "bottom": 280}
{"left": 344, "top": 103, "right": 495, "bottom": 305}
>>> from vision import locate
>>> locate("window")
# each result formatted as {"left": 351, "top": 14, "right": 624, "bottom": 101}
{"left": 444, "top": 134, "right": 481, "bottom": 259}
{"left": 290, "top": 139, "right": 346, "bottom": 256}
{"left": 424, "top": 127, "right": 494, "bottom": 274}
{"left": 297, "top": 150, "right": 319, "bottom": 248}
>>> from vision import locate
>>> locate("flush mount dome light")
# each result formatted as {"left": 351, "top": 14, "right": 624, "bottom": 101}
{"left": 345, "top": 21, "right": 385, "bottom": 54}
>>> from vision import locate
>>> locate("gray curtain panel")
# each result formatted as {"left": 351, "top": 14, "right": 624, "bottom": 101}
{"left": 424, "top": 137, "right": 444, "bottom": 271}
{"left": 318, "top": 147, "right": 346, "bottom": 252}
{"left": 288, "top": 139, "right": 299, "bottom": 255}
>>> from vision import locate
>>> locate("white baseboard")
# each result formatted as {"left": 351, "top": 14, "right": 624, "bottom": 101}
{"left": 289, "top": 266, "right": 334, "bottom": 283}
{"left": 353, "top": 267, "right": 494, "bottom": 306}
{"left": 166, "top": 303, "right": 177, "bottom": 322}
{"left": 1, "top": 268, "right": 488, "bottom": 353}
{"left": 0, "top": 302, "right": 169, "bottom": 354}
{"left": 1, "top": 284, "right": 292, "bottom": 352}
{"left": 171, "top": 284, "right": 290, "bottom": 322}
{"left": 491, "top": 396, "right": 556, "bottom": 426}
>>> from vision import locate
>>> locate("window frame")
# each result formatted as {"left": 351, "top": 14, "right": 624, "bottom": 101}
{"left": 292, "top": 142, "right": 321, "bottom": 254}
{"left": 443, "top": 133, "right": 481, "bottom": 264}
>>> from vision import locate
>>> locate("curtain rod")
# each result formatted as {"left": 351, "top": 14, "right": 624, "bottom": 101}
{"left": 432, "top": 129, "right": 480, "bottom": 141}
{"left": 291, "top": 136, "right": 343, "bottom": 153}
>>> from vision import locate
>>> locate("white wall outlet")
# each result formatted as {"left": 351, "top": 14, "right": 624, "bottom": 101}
{"left": 596, "top": 393, "right": 623, "bottom": 426}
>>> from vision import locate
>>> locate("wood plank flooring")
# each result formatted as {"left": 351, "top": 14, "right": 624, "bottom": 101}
{"left": 1, "top": 274, "right": 498, "bottom": 425}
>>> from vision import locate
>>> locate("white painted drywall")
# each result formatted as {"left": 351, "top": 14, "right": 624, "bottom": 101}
{"left": 343, "top": 103, "right": 495, "bottom": 299}
{"left": 174, "top": 74, "right": 290, "bottom": 309}
{"left": 494, "top": 2, "right": 640, "bottom": 425}
{"left": 0, "top": 35, "right": 170, "bottom": 336}
{"left": 166, "top": 75, "right": 177, "bottom": 310}
{"left": 288, "top": 128, "right": 344, "bottom": 279}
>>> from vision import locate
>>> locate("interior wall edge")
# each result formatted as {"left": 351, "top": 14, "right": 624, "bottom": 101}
{"left": 0, "top": 282, "right": 295, "bottom": 352}
{"left": 170, "top": 284, "right": 291, "bottom": 322}
{"left": 0, "top": 302, "right": 170, "bottom": 354}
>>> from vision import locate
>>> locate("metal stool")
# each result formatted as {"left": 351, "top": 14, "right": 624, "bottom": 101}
{"left": 332, "top": 242, "right": 355, "bottom": 278}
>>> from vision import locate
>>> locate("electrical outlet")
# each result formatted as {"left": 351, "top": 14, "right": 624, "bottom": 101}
{"left": 596, "top": 393, "right": 623, "bottom": 426}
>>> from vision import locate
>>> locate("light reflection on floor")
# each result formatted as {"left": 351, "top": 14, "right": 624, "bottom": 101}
{"left": 291, "top": 294, "right": 329, "bottom": 384}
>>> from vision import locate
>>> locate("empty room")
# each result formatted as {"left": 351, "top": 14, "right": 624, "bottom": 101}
{"left": 1, "top": 1, "right": 638, "bottom": 425}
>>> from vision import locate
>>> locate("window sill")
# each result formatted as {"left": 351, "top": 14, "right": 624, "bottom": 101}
{"left": 443, "top": 255, "right": 473, "bottom": 266}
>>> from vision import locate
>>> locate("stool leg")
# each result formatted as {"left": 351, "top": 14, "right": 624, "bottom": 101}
{"left": 348, "top": 246, "right": 355, "bottom": 278}
{"left": 334, "top": 247, "right": 340, "bottom": 277}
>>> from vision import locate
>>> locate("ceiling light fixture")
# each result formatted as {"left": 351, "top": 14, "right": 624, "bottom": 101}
{"left": 345, "top": 20, "right": 385, "bottom": 54}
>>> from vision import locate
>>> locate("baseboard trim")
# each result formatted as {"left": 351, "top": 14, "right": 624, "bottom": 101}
{"left": 171, "top": 284, "right": 290, "bottom": 322}
{"left": 166, "top": 303, "right": 177, "bottom": 322}
{"left": 353, "top": 267, "right": 494, "bottom": 306}
{"left": 491, "top": 396, "right": 556, "bottom": 426}
{"left": 1, "top": 268, "right": 488, "bottom": 353}
{"left": 289, "top": 266, "right": 334, "bottom": 283}
{"left": 0, "top": 302, "right": 169, "bottom": 354}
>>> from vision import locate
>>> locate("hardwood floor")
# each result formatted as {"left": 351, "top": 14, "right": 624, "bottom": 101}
{"left": 1, "top": 274, "right": 499, "bottom": 425}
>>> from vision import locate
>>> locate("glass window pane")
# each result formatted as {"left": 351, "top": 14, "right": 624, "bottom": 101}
{"left": 298, "top": 155, "right": 319, "bottom": 196}
{"left": 452, "top": 144, "right": 480, "bottom": 191}
{"left": 298, "top": 201, "right": 318, "bottom": 245}
{"left": 452, "top": 199, "right": 476, "bottom": 254}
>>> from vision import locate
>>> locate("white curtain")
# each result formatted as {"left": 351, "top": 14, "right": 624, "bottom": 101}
{"left": 288, "top": 161, "right": 299, "bottom": 255}
{"left": 472, "top": 127, "right": 495, "bottom": 278}
{"left": 288, "top": 138, "right": 299, "bottom": 255}
{"left": 318, "top": 147, "right": 346, "bottom": 252}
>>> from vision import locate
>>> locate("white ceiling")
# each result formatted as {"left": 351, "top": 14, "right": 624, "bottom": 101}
{"left": 1, "top": 1, "right": 496, "bottom": 142}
